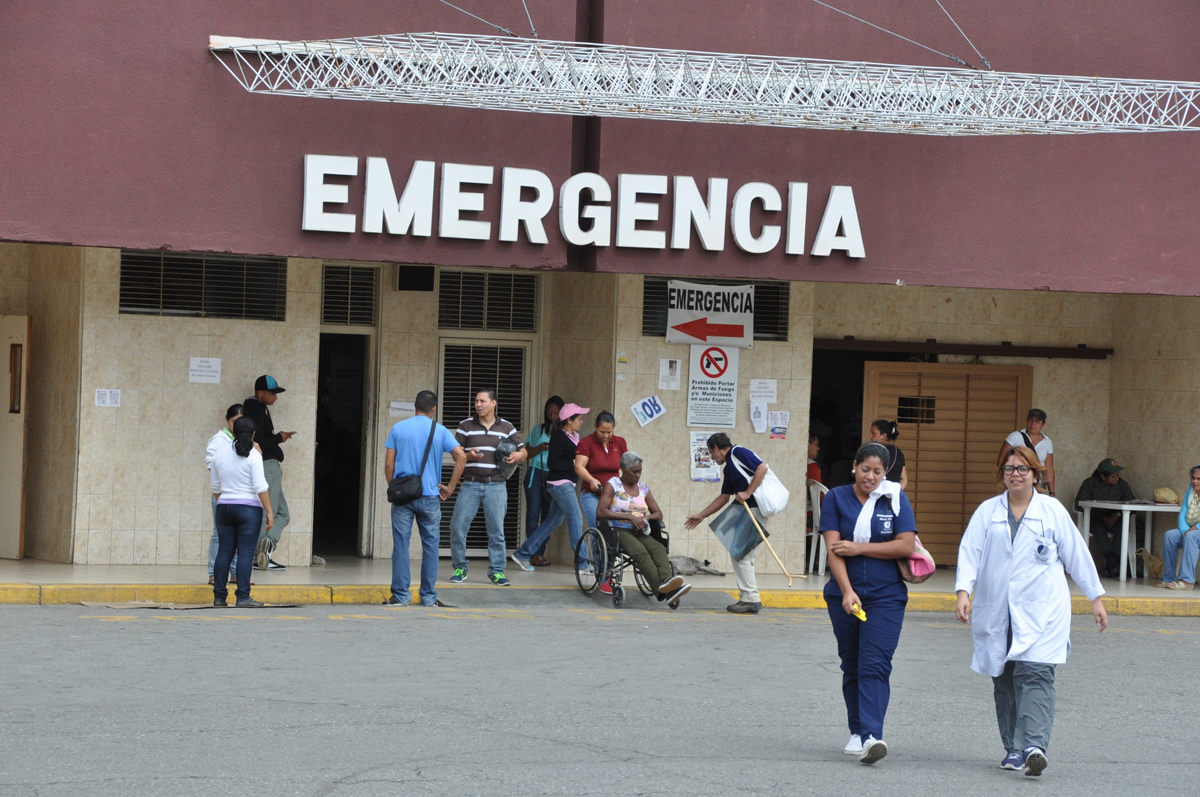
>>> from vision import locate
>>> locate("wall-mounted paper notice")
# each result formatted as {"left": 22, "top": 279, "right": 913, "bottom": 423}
{"left": 95, "top": 389, "right": 121, "bottom": 407}
{"left": 188, "top": 357, "right": 222, "bottom": 384}
{"left": 659, "top": 358, "right": 681, "bottom": 391}
{"left": 749, "top": 379, "right": 777, "bottom": 403}
{"left": 751, "top": 401, "right": 768, "bottom": 434}
{"left": 389, "top": 401, "right": 415, "bottom": 419}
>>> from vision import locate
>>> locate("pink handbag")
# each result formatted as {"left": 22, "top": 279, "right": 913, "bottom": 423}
{"left": 898, "top": 535, "right": 936, "bottom": 583}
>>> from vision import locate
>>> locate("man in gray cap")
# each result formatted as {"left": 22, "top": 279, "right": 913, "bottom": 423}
{"left": 242, "top": 375, "right": 296, "bottom": 571}
{"left": 1074, "top": 458, "right": 1136, "bottom": 577}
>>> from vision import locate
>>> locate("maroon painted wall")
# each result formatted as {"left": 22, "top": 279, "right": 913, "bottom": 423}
{"left": 3, "top": 1, "right": 1200, "bottom": 294}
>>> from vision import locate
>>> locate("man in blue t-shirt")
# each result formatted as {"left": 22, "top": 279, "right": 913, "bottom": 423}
{"left": 684, "top": 432, "right": 768, "bottom": 614}
{"left": 382, "top": 390, "right": 466, "bottom": 607}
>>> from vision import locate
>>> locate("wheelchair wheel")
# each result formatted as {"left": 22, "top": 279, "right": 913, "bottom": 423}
{"left": 612, "top": 585, "right": 625, "bottom": 608}
{"left": 633, "top": 563, "right": 655, "bottom": 597}
{"left": 574, "top": 528, "right": 607, "bottom": 596}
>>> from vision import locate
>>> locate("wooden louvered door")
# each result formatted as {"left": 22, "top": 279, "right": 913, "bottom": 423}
{"left": 863, "top": 363, "right": 1031, "bottom": 565}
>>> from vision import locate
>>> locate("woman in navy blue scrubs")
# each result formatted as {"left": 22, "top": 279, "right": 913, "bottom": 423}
{"left": 820, "top": 442, "right": 917, "bottom": 765}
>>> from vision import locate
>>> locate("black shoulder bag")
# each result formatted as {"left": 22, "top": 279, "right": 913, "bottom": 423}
{"left": 387, "top": 419, "right": 438, "bottom": 506}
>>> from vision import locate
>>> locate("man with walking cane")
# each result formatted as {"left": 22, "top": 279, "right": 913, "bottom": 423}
{"left": 684, "top": 433, "right": 771, "bottom": 614}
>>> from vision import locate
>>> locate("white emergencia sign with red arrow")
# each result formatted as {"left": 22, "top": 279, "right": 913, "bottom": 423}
{"left": 666, "top": 281, "right": 754, "bottom": 349}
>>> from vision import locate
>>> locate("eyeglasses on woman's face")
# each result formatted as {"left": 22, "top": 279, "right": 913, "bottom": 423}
{"left": 1002, "top": 465, "right": 1032, "bottom": 476}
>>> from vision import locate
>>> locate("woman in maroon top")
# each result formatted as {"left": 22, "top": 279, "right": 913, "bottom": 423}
{"left": 574, "top": 411, "right": 627, "bottom": 529}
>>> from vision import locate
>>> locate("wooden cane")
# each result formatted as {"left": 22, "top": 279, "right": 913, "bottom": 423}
{"left": 743, "top": 502, "right": 806, "bottom": 586}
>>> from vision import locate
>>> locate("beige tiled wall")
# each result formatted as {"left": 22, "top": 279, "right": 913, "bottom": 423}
{"left": 370, "top": 266, "right": 440, "bottom": 560}
{"left": 814, "top": 283, "right": 1114, "bottom": 511}
{"left": 611, "top": 276, "right": 815, "bottom": 575}
{"left": 1108, "top": 295, "right": 1200, "bottom": 546}
{"left": 71, "top": 249, "right": 320, "bottom": 566}
{"left": 0, "top": 243, "right": 30, "bottom": 315}
{"left": 24, "top": 245, "right": 84, "bottom": 562}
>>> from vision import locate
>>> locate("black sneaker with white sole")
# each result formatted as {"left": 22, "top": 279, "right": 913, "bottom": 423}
{"left": 266, "top": 559, "right": 286, "bottom": 570}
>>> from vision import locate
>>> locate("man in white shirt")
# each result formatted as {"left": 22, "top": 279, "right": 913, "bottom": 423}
{"left": 997, "top": 409, "right": 1055, "bottom": 497}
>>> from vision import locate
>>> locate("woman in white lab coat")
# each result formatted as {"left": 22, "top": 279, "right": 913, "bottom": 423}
{"left": 955, "top": 445, "right": 1107, "bottom": 778}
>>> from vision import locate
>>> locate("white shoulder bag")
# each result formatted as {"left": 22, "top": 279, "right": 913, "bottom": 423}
{"left": 729, "top": 446, "right": 790, "bottom": 518}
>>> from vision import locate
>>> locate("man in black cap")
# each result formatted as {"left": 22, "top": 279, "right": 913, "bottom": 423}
{"left": 1074, "top": 458, "right": 1136, "bottom": 577}
{"left": 242, "top": 375, "right": 296, "bottom": 571}
{"left": 998, "top": 409, "right": 1056, "bottom": 496}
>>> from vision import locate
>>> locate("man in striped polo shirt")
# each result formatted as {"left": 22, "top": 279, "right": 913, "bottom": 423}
{"left": 448, "top": 388, "right": 527, "bottom": 586}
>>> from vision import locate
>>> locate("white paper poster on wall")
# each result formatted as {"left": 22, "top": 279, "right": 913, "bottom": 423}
{"left": 769, "top": 410, "right": 790, "bottom": 440}
{"left": 687, "top": 344, "right": 738, "bottom": 428}
{"left": 94, "top": 389, "right": 121, "bottom": 407}
{"left": 749, "top": 379, "right": 777, "bottom": 403}
{"left": 658, "top": 358, "right": 681, "bottom": 391}
{"left": 188, "top": 357, "right": 222, "bottom": 384}
{"left": 690, "top": 431, "right": 722, "bottom": 482}
{"left": 630, "top": 395, "right": 666, "bottom": 427}
{"left": 389, "top": 401, "right": 415, "bottom": 419}
{"left": 751, "top": 401, "right": 768, "bottom": 434}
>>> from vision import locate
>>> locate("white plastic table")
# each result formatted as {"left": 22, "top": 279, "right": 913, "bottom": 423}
{"left": 1077, "top": 500, "right": 1180, "bottom": 582}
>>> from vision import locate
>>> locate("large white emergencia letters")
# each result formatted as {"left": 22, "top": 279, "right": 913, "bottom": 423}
{"left": 302, "top": 154, "right": 865, "bottom": 258}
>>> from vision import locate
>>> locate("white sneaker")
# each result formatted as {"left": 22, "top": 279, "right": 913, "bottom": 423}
{"left": 576, "top": 564, "right": 595, "bottom": 576}
{"left": 860, "top": 736, "right": 888, "bottom": 764}
{"left": 511, "top": 553, "right": 534, "bottom": 571}
{"left": 843, "top": 734, "right": 863, "bottom": 755}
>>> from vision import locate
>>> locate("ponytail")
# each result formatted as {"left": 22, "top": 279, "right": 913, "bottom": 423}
{"left": 232, "top": 416, "right": 257, "bottom": 458}
{"left": 871, "top": 419, "right": 899, "bottom": 441}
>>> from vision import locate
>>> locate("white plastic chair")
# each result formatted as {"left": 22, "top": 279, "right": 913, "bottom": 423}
{"left": 807, "top": 479, "right": 830, "bottom": 576}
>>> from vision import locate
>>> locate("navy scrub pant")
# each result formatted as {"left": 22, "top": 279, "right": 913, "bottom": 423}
{"left": 825, "top": 586, "right": 907, "bottom": 741}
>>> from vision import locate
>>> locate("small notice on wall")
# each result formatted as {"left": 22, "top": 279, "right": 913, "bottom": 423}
{"left": 630, "top": 395, "right": 666, "bottom": 427}
{"left": 95, "top": 389, "right": 121, "bottom": 407}
{"left": 749, "top": 379, "right": 777, "bottom": 403}
{"left": 690, "top": 431, "right": 722, "bottom": 482}
{"left": 189, "top": 357, "right": 222, "bottom": 384}
{"left": 687, "top": 344, "right": 738, "bottom": 428}
{"left": 389, "top": 401, "right": 415, "bottom": 419}
{"left": 769, "top": 410, "right": 790, "bottom": 440}
{"left": 751, "top": 402, "right": 768, "bottom": 434}
{"left": 658, "top": 358, "right": 681, "bottom": 391}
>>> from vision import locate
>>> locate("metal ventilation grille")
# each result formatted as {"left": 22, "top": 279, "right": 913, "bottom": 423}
{"left": 119, "top": 250, "right": 287, "bottom": 321}
{"left": 322, "top": 264, "right": 378, "bottom": 326}
{"left": 641, "top": 277, "right": 790, "bottom": 341}
{"left": 438, "top": 270, "right": 537, "bottom": 332}
{"left": 438, "top": 343, "right": 528, "bottom": 552}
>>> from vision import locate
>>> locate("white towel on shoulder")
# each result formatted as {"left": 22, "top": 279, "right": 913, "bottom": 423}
{"left": 853, "top": 480, "right": 902, "bottom": 544}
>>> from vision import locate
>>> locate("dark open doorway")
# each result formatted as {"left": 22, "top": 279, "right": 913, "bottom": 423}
{"left": 314, "top": 333, "right": 369, "bottom": 557}
{"left": 809, "top": 348, "right": 931, "bottom": 489}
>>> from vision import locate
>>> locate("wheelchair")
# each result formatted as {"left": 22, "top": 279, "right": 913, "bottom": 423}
{"left": 573, "top": 519, "right": 677, "bottom": 609}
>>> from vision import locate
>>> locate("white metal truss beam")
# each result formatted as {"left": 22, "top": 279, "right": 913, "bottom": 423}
{"left": 210, "top": 33, "right": 1200, "bottom": 136}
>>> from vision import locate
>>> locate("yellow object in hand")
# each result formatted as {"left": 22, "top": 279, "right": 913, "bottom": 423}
{"left": 851, "top": 603, "right": 867, "bottom": 622}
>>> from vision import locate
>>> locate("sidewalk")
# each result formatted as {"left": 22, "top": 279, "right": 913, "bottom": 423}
{"left": 1, "top": 556, "right": 1197, "bottom": 614}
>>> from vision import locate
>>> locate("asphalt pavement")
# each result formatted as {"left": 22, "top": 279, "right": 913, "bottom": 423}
{"left": 1, "top": 595, "right": 1197, "bottom": 796}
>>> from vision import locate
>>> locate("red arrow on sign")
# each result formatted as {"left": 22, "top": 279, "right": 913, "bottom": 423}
{"left": 670, "top": 317, "right": 745, "bottom": 342}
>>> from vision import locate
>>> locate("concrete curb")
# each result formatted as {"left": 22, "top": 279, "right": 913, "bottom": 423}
{"left": 1, "top": 584, "right": 1196, "bottom": 615}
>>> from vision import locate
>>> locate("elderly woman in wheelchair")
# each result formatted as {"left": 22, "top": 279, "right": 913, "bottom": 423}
{"left": 589, "top": 451, "right": 691, "bottom": 608}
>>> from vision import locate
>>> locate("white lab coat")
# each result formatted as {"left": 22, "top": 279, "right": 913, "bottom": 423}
{"left": 955, "top": 492, "right": 1105, "bottom": 677}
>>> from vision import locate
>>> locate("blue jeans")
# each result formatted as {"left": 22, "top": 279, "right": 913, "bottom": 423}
{"left": 213, "top": 504, "right": 262, "bottom": 602}
{"left": 1163, "top": 527, "right": 1200, "bottom": 584}
{"left": 391, "top": 495, "right": 442, "bottom": 605}
{"left": 580, "top": 489, "right": 600, "bottom": 530}
{"left": 449, "top": 481, "right": 508, "bottom": 576}
{"left": 207, "top": 496, "right": 237, "bottom": 578}
{"left": 515, "top": 482, "right": 585, "bottom": 569}
{"left": 524, "top": 468, "right": 551, "bottom": 557}
{"left": 825, "top": 584, "right": 907, "bottom": 740}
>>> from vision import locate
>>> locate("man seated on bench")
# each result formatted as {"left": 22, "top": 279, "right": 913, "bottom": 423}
{"left": 597, "top": 451, "right": 690, "bottom": 605}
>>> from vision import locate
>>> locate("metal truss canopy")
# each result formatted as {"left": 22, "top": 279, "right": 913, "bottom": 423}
{"left": 210, "top": 33, "right": 1200, "bottom": 136}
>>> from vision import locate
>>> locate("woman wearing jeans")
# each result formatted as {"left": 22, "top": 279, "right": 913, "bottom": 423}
{"left": 574, "top": 411, "right": 627, "bottom": 530}
{"left": 511, "top": 403, "right": 590, "bottom": 575}
{"left": 523, "top": 396, "right": 563, "bottom": 566}
{"left": 956, "top": 445, "right": 1106, "bottom": 777}
{"left": 209, "top": 416, "right": 274, "bottom": 607}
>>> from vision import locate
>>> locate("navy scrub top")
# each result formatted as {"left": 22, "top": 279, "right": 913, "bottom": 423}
{"left": 819, "top": 484, "right": 917, "bottom": 597}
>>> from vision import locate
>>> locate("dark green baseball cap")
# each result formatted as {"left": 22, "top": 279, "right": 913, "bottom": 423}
{"left": 1097, "top": 458, "right": 1124, "bottom": 474}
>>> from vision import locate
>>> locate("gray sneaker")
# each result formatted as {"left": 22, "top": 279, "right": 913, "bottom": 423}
{"left": 235, "top": 598, "right": 264, "bottom": 608}
{"left": 726, "top": 601, "right": 762, "bottom": 614}
{"left": 511, "top": 553, "right": 534, "bottom": 571}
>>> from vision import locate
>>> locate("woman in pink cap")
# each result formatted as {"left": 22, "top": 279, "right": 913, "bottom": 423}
{"left": 511, "top": 403, "right": 592, "bottom": 575}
